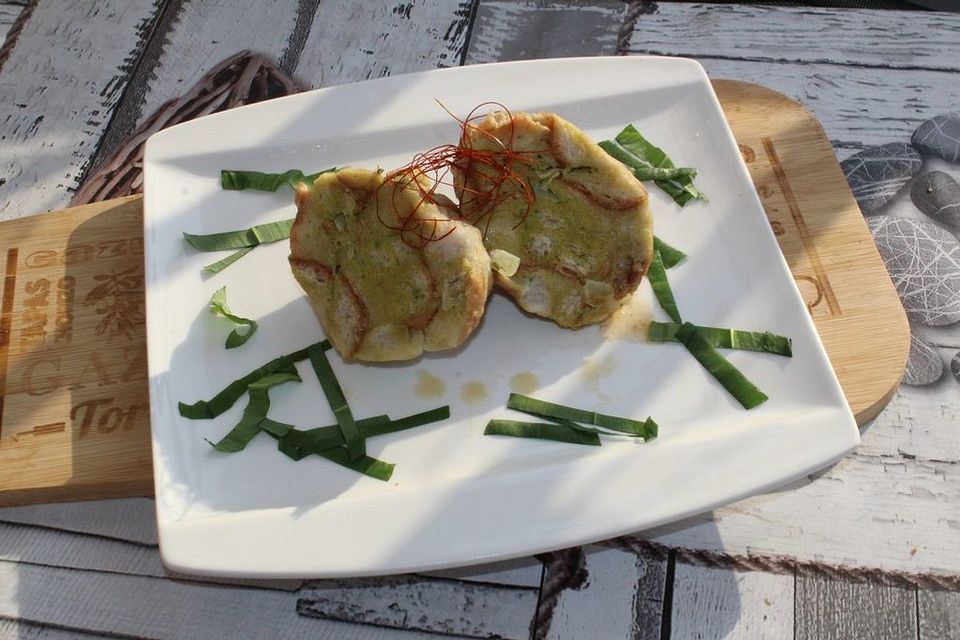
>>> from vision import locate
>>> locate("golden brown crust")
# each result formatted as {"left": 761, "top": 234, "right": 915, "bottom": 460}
{"left": 454, "top": 111, "right": 654, "bottom": 328}
{"left": 289, "top": 167, "right": 492, "bottom": 361}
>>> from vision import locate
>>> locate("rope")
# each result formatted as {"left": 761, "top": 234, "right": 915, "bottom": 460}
{"left": 531, "top": 548, "right": 589, "bottom": 640}
{"left": 0, "top": 0, "right": 37, "bottom": 75}
{"left": 606, "top": 535, "right": 960, "bottom": 591}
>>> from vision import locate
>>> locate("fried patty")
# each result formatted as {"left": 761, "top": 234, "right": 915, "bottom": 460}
{"left": 289, "top": 167, "right": 492, "bottom": 362}
{"left": 454, "top": 111, "right": 654, "bottom": 328}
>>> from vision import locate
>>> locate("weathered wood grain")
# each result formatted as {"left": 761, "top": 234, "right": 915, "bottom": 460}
{"left": 918, "top": 589, "right": 960, "bottom": 640}
{"left": 464, "top": 0, "right": 625, "bottom": 65}
{"left": 0, "top": 497, "right": 157, "bottom": 544}
{"left": 0, "top": 520, "right": 162, "bottom": 576}
{"left": 637, "top": 441, "right": 960, "bottom": 583}
{"left": 0, "top": 520, "right": 301, "bottom": 592}
{"left": 297, "top": 575, "right": 538, "bottom": 639}
{"left": 540, "top": 546, "right": 666, "bottom": 640}
{"left": 794, "top": 575, "right": 918, "bottom": 640}
{"left": 0, "top": 560, "right": 452, "bottom": 640}
{"left": 685, "top": 58, "right": 956, "bottom": 159}
{"left": 0, "top": 1, "right": 25, "bottom": 46}
{"left": 628, "top": 3, "right": 960, "bottom": 71}
{"left": 669, "top": 564, "right": 794, "bottom": 640}
{"left": 0, "top": 0, "right": 162, "bottom": 220}
{"left": 89, "top": 0, "right": 308, "bottom": 175}
{"left": 293, "top": 0, "right": 474, "bottom": 88}
{"left": 624, "top": 8, "right": 960, "bottom": 158}
{"left": 0, "top": 618, "right": 108, "bottom": 640}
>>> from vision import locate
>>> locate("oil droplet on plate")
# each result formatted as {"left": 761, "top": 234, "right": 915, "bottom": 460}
{"left": 460, "top": 381, "right": 488, "bottom": 404}
{"left": 602, "top": 297, "right": 651, "bottom": 343}
{"left": 581, "top": 353, "right": 616, "bottom": 401}
{"left": 414, "top": 370, "right": 445, "bottom": 398}
{"left": 509, "top": 372, "right": 539, "bottom": 395}
{"left": 582, "top": 353, "right": 616, "bottom": 382}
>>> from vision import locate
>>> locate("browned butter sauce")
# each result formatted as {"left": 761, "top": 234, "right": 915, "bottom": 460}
{"left": 601, "top": 297, "right": 651, "bottom": 343}
{"left": 509, "top": 372, "right": 539, "bottom": 395}
{"left": 414, "top": 369, "right": 445, "bottom": 398}
{"left": 460, "top": 381, "right": 488, "bottom": 404}
{"left": 581, "top": 353, "right": 616, "bottom": 401}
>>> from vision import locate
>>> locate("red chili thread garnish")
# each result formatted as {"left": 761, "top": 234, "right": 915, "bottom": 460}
{"left": 377, "top": 102, "right": 543, "bottom": 248}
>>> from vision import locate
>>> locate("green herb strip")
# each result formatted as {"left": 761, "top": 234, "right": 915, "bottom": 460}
{"left": 598, "top": 139, "right": 698, "bottom": 182}
{"left": 365, "top": 406, "right": 450, "bottom": 436}
{"left": 608, "top": 125, "right": 706, "bottom": 206}
{"left": 204, "top": 247, "right": 253, "bottom": 273}
{"left": 647, "top": 251, "right": 682, "bottom": 324}
{"left": 208, "top": 373, "right": 301, "bottom": 452}
{"left": 484, "top": 420, "right": 601, "bottom": 446}
{"left": 275, "top": 431, "right": 394, "bottom": 480}
{"left": 275, "top": 407, "right": 449, "bottom": 482}
{"left": 307, "top": 343, "right": 364, "bottom": 461}
{"left": 220, "top": 168, "right": 335, "bottom": 192}
{"left": 278, "top": 416, "right": 390, "bottom": 462}
{"left": 258, "top": 418, "right": 295, "bottom": 439}
{"left": 507, "top": 394, "right": 657, "bottom": 440}
{"left": 652, "top": 236, "right": 686, "bottom": 269}
{"left": 648, "top": 321, "right": 792, "bottom": 357}
{"left": 314, "top": 448, "right": 395, "bottom": 481}
{"left": 676, "top": 322, "right": 769, "bottom": 409}
{"left": 184, "top": 218, "right": 295, "bottom": 252}
{"left": 178, "top": 340, "right": 329, "bottom": 419}
{"left": 209, "top": 286, "right": 258, "bottom": 349}
{"left": 277, "top": 406, "right": 450, "bottom": 461}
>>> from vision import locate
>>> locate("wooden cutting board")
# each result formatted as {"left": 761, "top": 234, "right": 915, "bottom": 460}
{"left": 0, "top": 80, "right": 910, "bottom": 507}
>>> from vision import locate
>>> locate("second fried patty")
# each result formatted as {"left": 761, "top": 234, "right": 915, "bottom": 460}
{"left": 454, "top": 111, "right": 654, "bottom": 328}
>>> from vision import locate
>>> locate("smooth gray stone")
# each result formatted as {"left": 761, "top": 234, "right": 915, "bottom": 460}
{"left": 903, "top": 333, "right": 943, "bottom": 386}
{"left": 869, "top": 216, "right": 960, "bottom": 326}
{"left": 910, "top": 171, "right": 960, "bottom": 230}
{"left": 912, "top": 112, "right": 960, "bottom": 163}
{"left": 841, "top": 143, "right": 923, "bottom": 214}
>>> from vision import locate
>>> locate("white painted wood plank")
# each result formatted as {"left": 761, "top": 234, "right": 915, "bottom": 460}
{"left": 90, "top": 0, "right": 309, "bottom": 169}
{"left": 543, "top": 546, "right": 666, "bottom": 640}
{"left": 0, "top": 520, "right": 162, "bottom": 575}
{"left": 464, "top": 0, "right": 625, "bottom": 65}
{"left": 670, "top": 564, "right": 793, "bottom": 640}
{"left": 134, "top": 0, "right": 305, "bottom": 127}
{"left": 0, "top": 520, "right": 301, "bottom": 591}
{"left": 0, "top": 497, "right": 157, "bottom": 544}
{"left": 294, "top": 0, "right": 473, "bottom": 88}
{"left": 795, "top": 575, "right": 917, "bottom": 640}
{"left": 0, "top": 560, "right": 452, "bottom": 640}
{"left": 0, "top": 1, "right": 24, "bottom": 46}
{"left": 918, "top": 589, "right": 960, "bottom": 640}
{"left": 628, "top": 3, "right": 960, "bottom": 71}
{"left": 0, "top": 0, "right": 162, "bottom": 220}
{"left": 0, "top": 618, "right": 110, "bottom": 640}
{"left": 687, "top": 58, "right": 958, "bottom": 159}
{"left": 625, "top": 374, "right": 960, "bottom": 579}
{"left": 421, "top": 556, "right": 543, "bottom": 587}
{"left": 623, "top": 6, "right": 960, "bottom": 159}
{"left": 298, "top": 575, "right": 538, "bottom": 639}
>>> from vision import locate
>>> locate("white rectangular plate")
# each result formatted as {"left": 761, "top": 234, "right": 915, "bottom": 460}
{"left": 143, "top": 57, "right": 859, "bottom": 578}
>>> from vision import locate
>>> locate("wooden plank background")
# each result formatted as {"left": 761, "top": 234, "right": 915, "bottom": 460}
{"left": 0, "top": 1, "right": 958, "bottom": 638}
